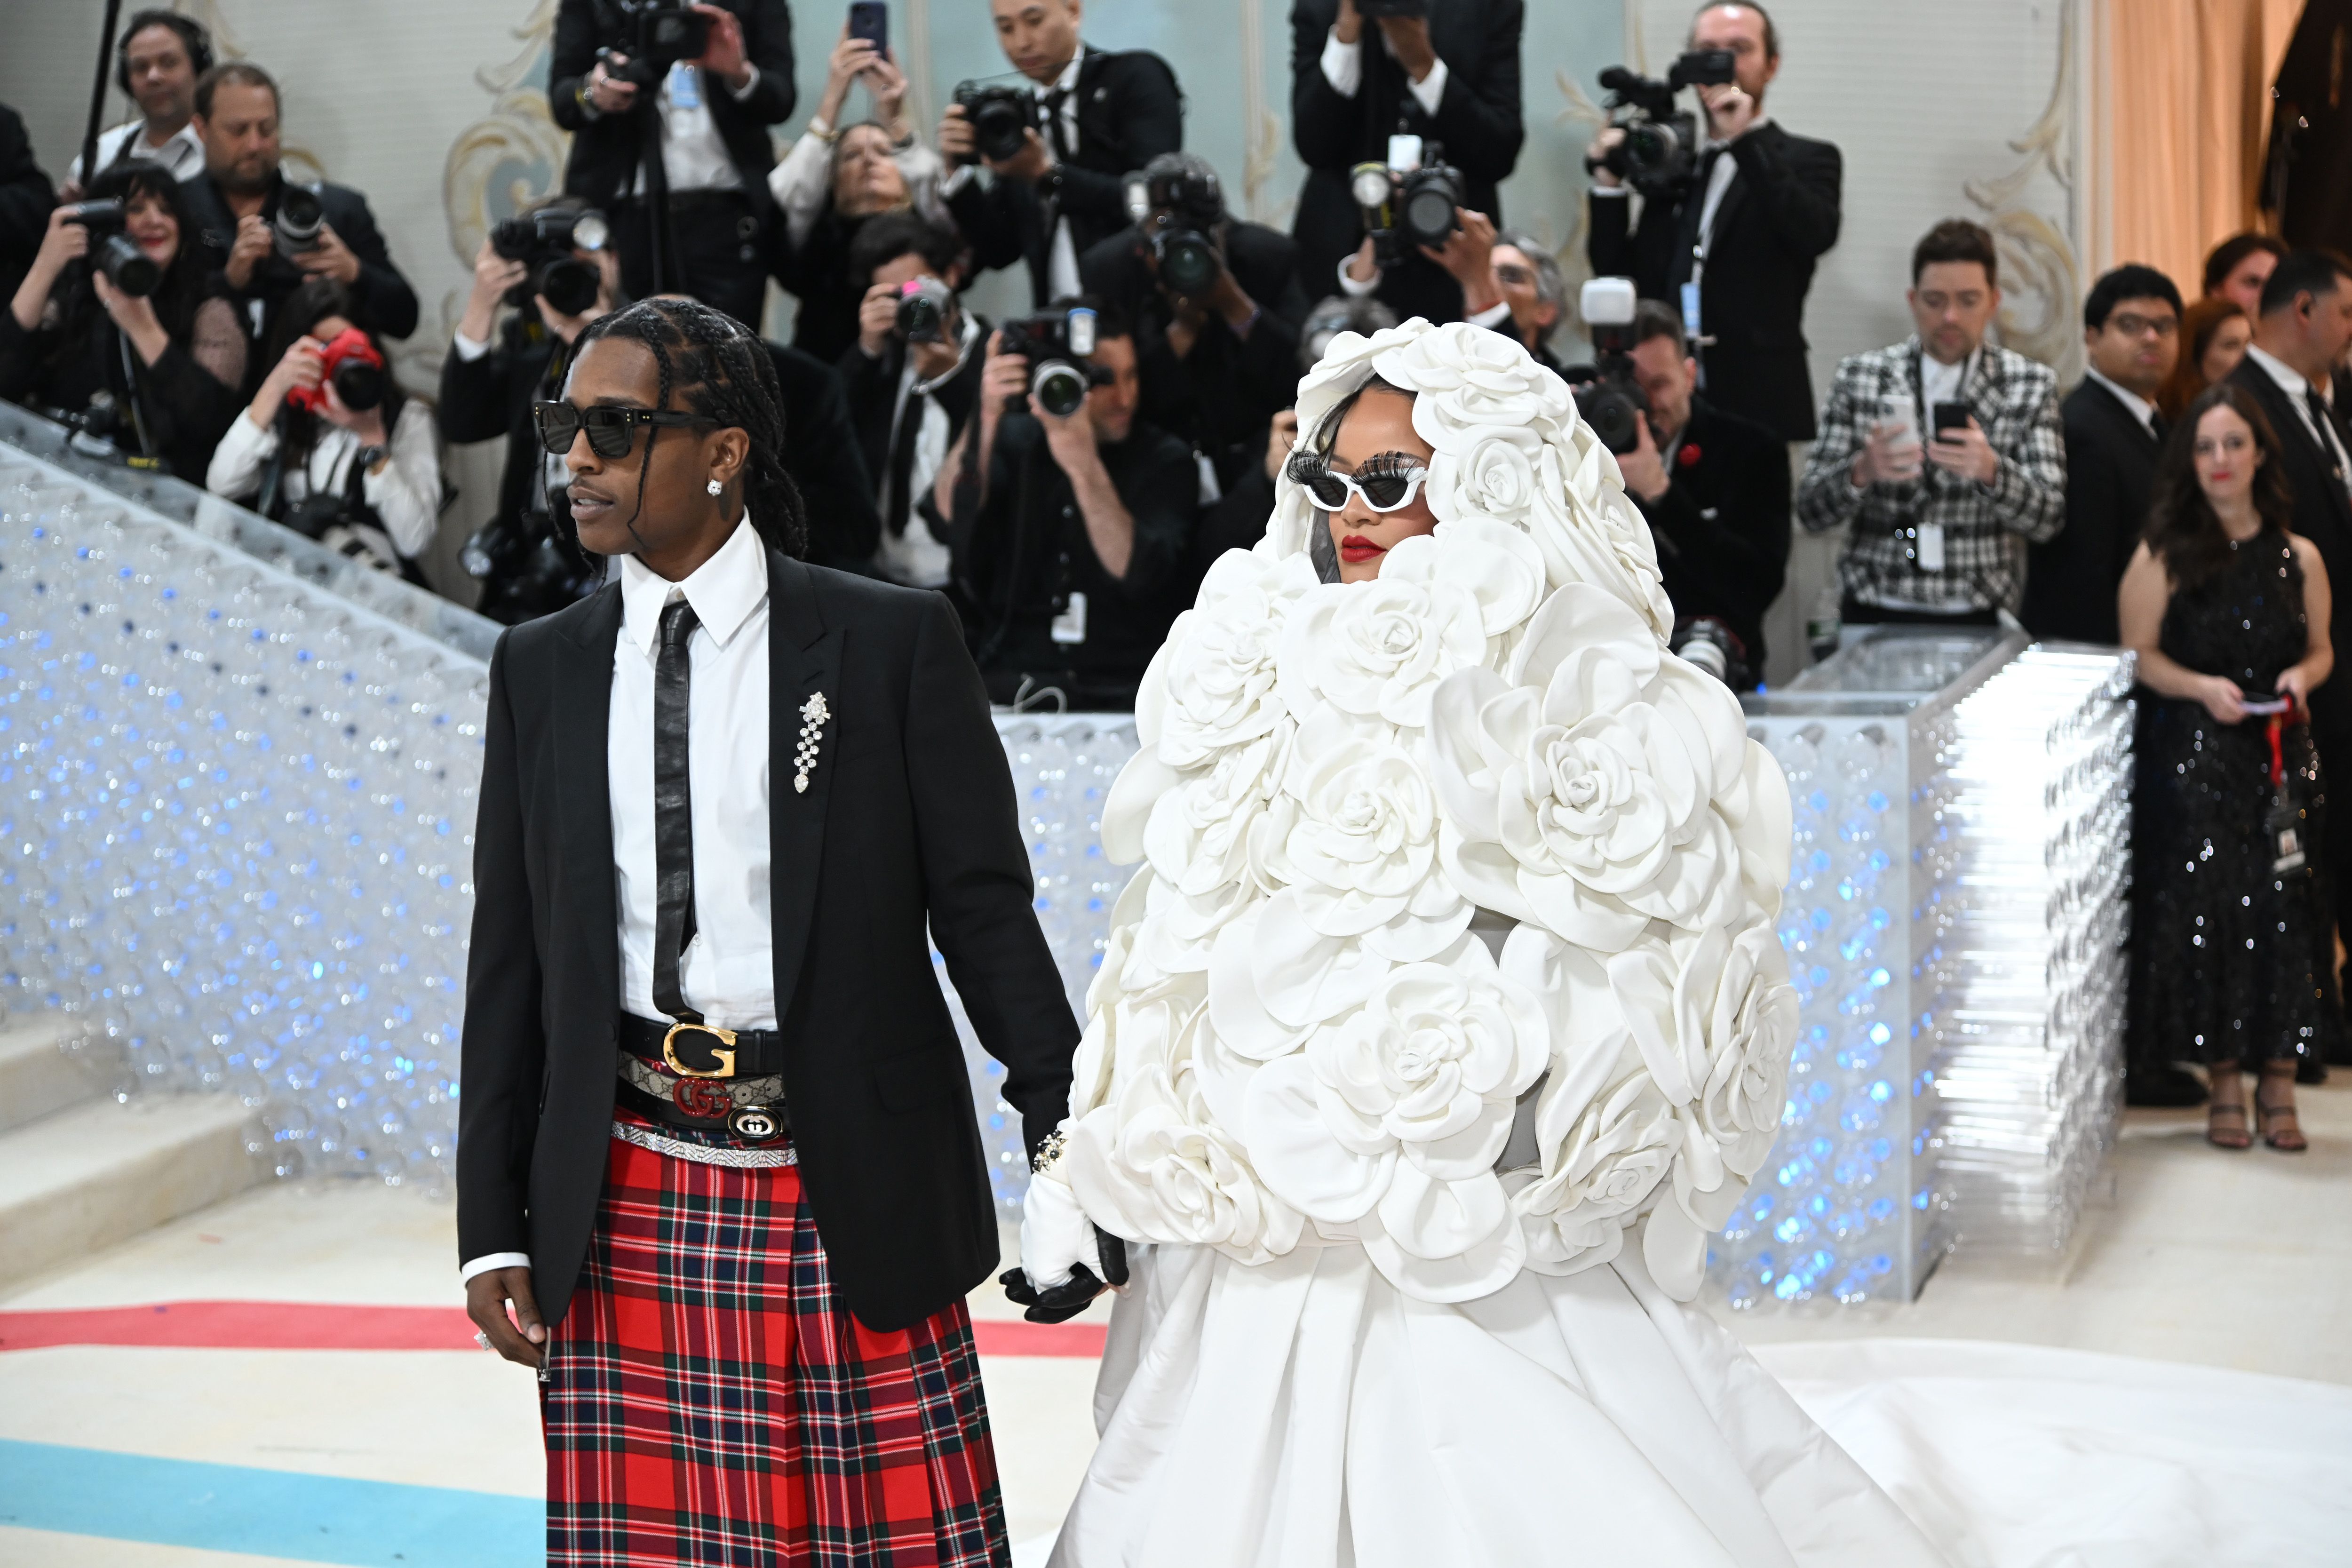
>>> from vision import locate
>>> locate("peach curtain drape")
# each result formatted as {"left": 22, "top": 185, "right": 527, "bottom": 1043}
{"left": 2103, "top": 0, "right": 2306, "bottom": 293}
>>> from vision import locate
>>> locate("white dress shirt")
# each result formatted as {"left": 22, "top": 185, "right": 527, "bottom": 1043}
{"left": 873, "top": 314, "right": 981, "bottom": 589}
{"left": 1919, "top": 350, "right": 1971, "bottom": 412}
{"left": 587, "top": 62, "right": 763, "bottom": 197}
{"left": 2245, "top": 344, "right": 2352, "bottom": 487}
{"left": 2082, "top": 368, "right": 2160, "bottom": 438}
{"left": 1319, "top": 27, "right": 1451, "bottom": 117}
{"left": 1041, "top": 51, "right": 1085, "bottom": 301}
{"left": 66, "top": 119, "right": 206, "bottom": 185}
{"left": 204, "top": 403, "right": 442, "bottom": 560}
{"left": 612, "top": 517, "right": 776, "bottom": 1030}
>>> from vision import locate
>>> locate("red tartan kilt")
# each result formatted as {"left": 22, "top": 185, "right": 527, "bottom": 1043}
{"left": 543, "top": 1126, "right": 1008, "bottom": 1567}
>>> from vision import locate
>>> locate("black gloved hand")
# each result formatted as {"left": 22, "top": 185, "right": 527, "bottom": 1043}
{"left": 1000, "top": 1226, "right": 1129, "bottom": 1324}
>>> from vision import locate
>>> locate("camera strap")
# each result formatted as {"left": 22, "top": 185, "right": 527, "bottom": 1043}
{"left": 112, "top": 329, "right": 158, "bottom": 461}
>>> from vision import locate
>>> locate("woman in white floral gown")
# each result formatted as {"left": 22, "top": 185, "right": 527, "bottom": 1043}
{"left": 1013, "top": 321, "right": 1947, "bottom": 1568}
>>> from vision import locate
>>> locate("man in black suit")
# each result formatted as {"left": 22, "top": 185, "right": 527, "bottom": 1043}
{"left": 1586, "top": 3, "right": 1840, "bottom": 442}
{"left": 180, "top": 63, "right": 418, "bottom": 372}
{"left": 0, "top": 103, "right": 56, "bottom": 306}
{"left": 549, "top": 0, "right": 795, "bottom": 327}
{"left": 1289, "top": 0, "right": 1525, "bottom": 326}
{"left": 939, "top": 0, "right": 1184, "bottom": 310}
{"left": 461, "top": 298, "right": 1095, "bottom": 1558}
{"left": 1612, "top": 301, "right": 1788, "bottom": 688}
{"left": 2024, "top": 265, "right": 2181, "bottom": 646}
{"left": 2230, "top": 249, "right": 2352, "bottom": 1038}
{"left": 1079, "top": 153, "right": 1311, "bottom": 493}
{"left": 763, "top": 337, "right": 882, "bottom": 573}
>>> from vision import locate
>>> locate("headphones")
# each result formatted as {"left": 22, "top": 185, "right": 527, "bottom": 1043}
{"left": 116, "top": 11, "right": 215, "bottom": 97}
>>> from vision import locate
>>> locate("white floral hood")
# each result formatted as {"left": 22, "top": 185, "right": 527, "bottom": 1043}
{"left": 1058, "top": 319, "right": 1796, "bottom": 1304}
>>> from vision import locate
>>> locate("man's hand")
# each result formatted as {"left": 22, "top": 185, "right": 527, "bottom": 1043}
{"left": 1926, "top": 416, "right": 1999, "bottom": 486}
{"left": 1851, "top": 418, "right": 1923, "bottom": 488}
{"left": 938, "top": 103, "right": 977, "bottom": 165}
{"left": 1587, "top": 125, "right": 1628, "bottom": 191}
{"left": 1697, "top": 82, "right": 1760, "bottom": 143}
{"left": 1033, "top": 383, "right": 1098, "bottom": 467}
{"left": 987, "top": 126, "right": 1056, "bottom": 185}
{"left": 587, "top": 53, "right": 640, "bottom": 114}
{"left": 1421, "top": 207, "right": 1500, "bottom": 315}
{"left": 224, "top": 213, "right": 272, "bottom": 290}
{"left": 1333, "top": 0, "right": 1363, "bottom": 47}
{"left": 1617, "top": 410, "right": 1671, "bottom": 503}
{"left": 690, "top": 4, "right": 753, "bottom": 92}
{"left": 856, "top": 279, "right": 902, "bottom": 358}
{"left": 979, "top": 331, "right": 1027, "bottom": 435}
{"left": 1377, "top": 13, "right": 1438, "bottom": 82}
{"left": 296, "top": 223, "right": 362, "bottom": 287}
{"left": 461, "top": 238, "right": 529, "bottom": 344}
{"left": 465, "top": 1266, "right": 547, "bottom": 1369}
{"left": 1345, "top": 234, "right": 1380, "bottom": 287}
{"left": 1264, "top": 408, "right": 1300, "bottom": 483}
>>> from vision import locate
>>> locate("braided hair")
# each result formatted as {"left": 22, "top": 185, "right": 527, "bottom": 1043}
{"left": 571, "top": 297, "right": 809, "bottom": 559}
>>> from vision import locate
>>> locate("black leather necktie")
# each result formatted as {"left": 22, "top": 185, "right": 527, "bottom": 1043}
{"left": 2307, "top": 389, "right": 2348, "bottom": 486}
{"left": 884, "top": 388, "right": 927, "bottom": 538}
{"left": 652, "top": 597, "right": 701, "bottom": 1023}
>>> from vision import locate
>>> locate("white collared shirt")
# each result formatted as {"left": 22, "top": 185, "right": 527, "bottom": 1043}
{"left": 1694, "top": 116, "right": 1769, "bottom": 259}
{"left": 2245, "top": 343, "right": 2352, "bottom": 486}
{"left": 1919, "top": 349, "right": 1974, "bottom": 411}
{"left": 874, "top": 313, "right": 981, "bottom": 588}
{"left": 1319, "top": 26, "right": 1451, "bottom": 117}
{"left": 1040, "top": 51, "right": 1085, "bottom": 300}
{"left": 66, "top": 119, "right": 206, "bottom": 185}
{"left": 611, "top": 517, "right": 775, "bottom": 1030}
{"left": 2082, "top": 367, "right": 2160, "bottom": 437}
{"left": 611, "top": 62, "right": 763, "bottom": 197}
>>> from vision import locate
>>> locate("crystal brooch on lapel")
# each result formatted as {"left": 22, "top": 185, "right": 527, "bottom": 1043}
{"left": 794, "top": 692, "right": 831, "bottom": 795}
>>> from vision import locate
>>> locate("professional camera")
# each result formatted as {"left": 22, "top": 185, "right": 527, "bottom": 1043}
{"left": 893, "top": 275, "right": 958, "bottom": 344}
{"left": 601, "top": 0, "right": 711, "bottom": 86}
{"left": 1124, "top": 157, "right": 1226, "bottom": 299}
{"left": 1348, "top": 135, "right": 1463, "bottom": 269}
{"left": 489, "top": 207, "right": 611, "bottom": 317}
{"left": 951, "top": 80, "right": 1040, "bottom": 165}
{"left": 997, "top": 305, "right": 1100, "bottom": 419}
{"left": 1671, "top": 615, "right": 1752, "bottom": 690}
{"left": 57, "top": 198, "right": 160, "bottom": 297}
{"left": 285, "top": 326, "right": 387, "bottom": 415}
{"left": 273, "top": 183, "right": 326, "bottom": 260}
{"left": 462, "top": 507, "right": 600, "bottom": 623}
{"left": 1593, "top": 48, "right": 1737, "bottom": 195}
{"left": 1562, "top": 276, "right": 1647, "bottom": 456}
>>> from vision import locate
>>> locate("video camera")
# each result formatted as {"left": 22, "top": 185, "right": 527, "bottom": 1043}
{"left": 1123, "top": 156, "right": 1226, "bottom": 299}
{"left": 1593, "top": 48, "right": 1736, "bottom": 196}
{"left": 57, "top": 198, "right": 160, "bottom": 297}
{"left": 949, "top": 80, "right": 1040, "bottom": 165}
{"left": 1349, "top": 135, "right": 1463, "bottom": 270}
{"left": 893, "top": 275, "right": 958, "bottom": 344}
{"left": 489, "top": 207, "right": 611, "bottom": 317}
{"left": 600, "top": 0, "right": 711, "bottom": 88}
{"left": 1563, "top": 276, "right": 1647, "bottom": 456}
{"left": 997, "top": 305, "right": 1100, "bottom": 418}
{"left": 285, "top": 327, "right": 388, "bottom": 416}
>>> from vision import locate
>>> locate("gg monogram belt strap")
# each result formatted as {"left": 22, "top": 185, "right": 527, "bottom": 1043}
{"left": 616, "top": 1050, "right": 784, "bottom": 1112}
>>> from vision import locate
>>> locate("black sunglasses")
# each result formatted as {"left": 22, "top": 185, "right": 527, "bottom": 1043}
{"left": 532, "top": 400, "right": 715, "bottom": 460}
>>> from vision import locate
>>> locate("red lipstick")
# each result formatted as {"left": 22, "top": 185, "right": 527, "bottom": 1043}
{"left": 1339, "top": 534, "right": 1385, "bottom": 565}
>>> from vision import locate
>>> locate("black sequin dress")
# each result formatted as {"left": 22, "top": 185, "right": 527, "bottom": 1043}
{"left": 2129, "top": 533, "right": 2347, "bottom": 1067}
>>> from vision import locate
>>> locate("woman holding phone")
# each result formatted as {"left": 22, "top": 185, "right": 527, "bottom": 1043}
{"left": 2118, "top": 382, "right": 2343, "bottom": 1150}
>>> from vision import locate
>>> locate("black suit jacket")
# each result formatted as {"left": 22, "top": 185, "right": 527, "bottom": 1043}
{"left": 947, "top": 47, "right": 1185, "bottom": 308}
{"left": 549, "top": 0, "right": 797, "bottom": 221}
{"left": 0, "top": 104, "right": 54, "bottom": 304}
{"left": 837, "top": 329, "right": 986, "bottom": 511}
{"left": 2022, "top": 379, "right": 2162, "bottom": 645}
{"left": 1078, "top": 219, "right": 1309, "bottom": 486}
{"left": 1588, "top": 123, "right": 1841, "bottom": 441}
{"left": 1633, "top": 397, "right": 1789, "bottom": 682}
{"left": 438, "top": 315, "right": 564, "bottom": 531}
{"left": 765, "top": 341, "right": 882, "bottom": 571}
{"left": 182, "top": 172, "right": 421, "bottom": 362}
{"left": 459, "top": 553, "right": 1080, "bottom": 1332}
{"left": 2229, "top": 354, "right": 2352, "bottom": 743}
{"left": 1288, "top": 0, "right": 1524, "bottom": 325}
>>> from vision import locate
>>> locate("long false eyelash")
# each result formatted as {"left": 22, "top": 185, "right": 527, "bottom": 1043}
{"left": 1355, "top": 451, "right": 1428, "bottom": 483}
{"left": 1283, "top": 445, "right": 1330, "bottom": 486}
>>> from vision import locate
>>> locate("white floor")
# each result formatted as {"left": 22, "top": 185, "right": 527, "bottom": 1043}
{"left": 2, "top": 1082, "right": 2346, "bottom": 1566}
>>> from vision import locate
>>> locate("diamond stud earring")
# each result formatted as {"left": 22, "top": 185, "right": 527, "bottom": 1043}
{"left": 706, "top": 478, "right": 723, "bottom": 497}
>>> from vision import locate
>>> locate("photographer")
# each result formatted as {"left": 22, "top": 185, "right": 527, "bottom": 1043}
{"left": 1613, "top": 301, "right": 1788, "bottom": 688}
{"left": 938, "top": 0, "right": 1184, "bottom": 308}
{"left": 182, "top": 63, "right": 420, "bottom": 367}
{"left": 1078, "top": 153, "right": 1309, "bottom": 492}
{"left": 932, "top": 296, "right": 1197, "bottom": 708}
{"left": 1586, "top": 3, "right": 1840, "bottom": 441}
{"left": 551, "top": 0, "right": 796, "bottom": 327}
{"left": 0, "top": 103, "right": 56, "bottom": 314}
{"left": 1796, "top": 219, "right": 2064, "bottom": 627}
{"left": 840, "top": 213, "right": 986, "bottom": 588}
{"left": 1290, "top": 0, "right": 1526, "bottom": 326}
{"left": 207, "top": 279, "right": 440, "bottom": 577}
{"left": 0, "top": 164, "right": 245, "bottom": 480}
{"left": 439, "top": 207, "right": 621, "bottom": 623}
{"left": 61, "top": 11, "right": 212, "bottom": 196}
{"left": 761, "top": 334, "right": 882, "bottom": 572}
{"left": 770, "top": 26, "right": 954, "bottom": 366}
{"left": 1489, "top": 230, "right": 1564, "bottom": 370}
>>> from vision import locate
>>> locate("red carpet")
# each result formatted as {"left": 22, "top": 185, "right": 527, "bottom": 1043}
{"left": 0, "top": 1300, "right": 1108, "bottom": 1357}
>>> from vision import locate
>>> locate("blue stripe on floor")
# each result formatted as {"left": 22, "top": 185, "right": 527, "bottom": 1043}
{"left": 0, "top": 1439, "right": 540, "bottom": 1566}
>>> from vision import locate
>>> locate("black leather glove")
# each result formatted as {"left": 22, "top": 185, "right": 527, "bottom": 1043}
{"left": 1000, "top": 1226, "right": 1129, "bottom": 1324}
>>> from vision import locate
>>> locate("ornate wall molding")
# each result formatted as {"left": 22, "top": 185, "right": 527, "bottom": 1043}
{"left": 1963, "top": 0, "right": 2084, "bottom": 380}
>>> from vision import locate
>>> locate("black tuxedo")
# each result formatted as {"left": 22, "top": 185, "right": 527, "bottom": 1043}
{"left": 460, "top": 554, "right": 1080, "bottom": 1333}
{"left": 764, "top": 341, "right": 882, "bottom": 572}
{"left": 1588, "top": 122, "right": 1842, "bottom": 442}
{"left": 181, "top": 172, "right": 420, "bottom": 366}
{"left": 948, "top": 47, "right": 1185, "bottom": 309}
{"left": 1632, "top": 397, "right": 1789, "bottom": 683}
{"left": 2023, "top": 379, "right": 2163, "bottom": 645}
{"left": 1287, "top": 0, "right": 1524, "bottom": 326}
{"left": 438, "top": 315, "right": 564, "bottom": 539}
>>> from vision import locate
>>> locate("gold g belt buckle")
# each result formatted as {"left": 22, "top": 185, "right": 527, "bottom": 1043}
{"left": 661, "top": 1021, "right": 739, "bottom": 1079}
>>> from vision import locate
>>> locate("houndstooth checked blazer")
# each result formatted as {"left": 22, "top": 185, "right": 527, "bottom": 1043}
{"left": 1796, "top": 336, "right": 2066, "bottom": 613}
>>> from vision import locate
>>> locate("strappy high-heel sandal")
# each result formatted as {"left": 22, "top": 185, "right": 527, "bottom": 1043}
{"left": 2206, "top": 1101, "right": 2251, "bottom": 1150}
{"left": 2257, "top": 1069, "right": 2308, "bottom": 1153}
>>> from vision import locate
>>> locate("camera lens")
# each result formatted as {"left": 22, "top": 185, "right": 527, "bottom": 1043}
{"left": 275, "top": 186, "right": 324, "bottom": 255}
{"left": 897, "top": 293, "right": 945, "bottom": 343}
{"left": 1401, "top": 184, "right": 1458, "bottom": 248}
{"left": 1349, "top": 164, "right": 1394, "bottom": 210}
{"left": 95, "top": 233, "right": 160, "bottom": 298}
{"left": 1573, "top": 384, "right": 1644, "bottom": 455}
{"left": 1032, "top": 361, "right": 1089, "bottom": 419}
{"left": 571, "top": 211, "right": 610, "bottom": 252}
{"left": 975, "top": 96, "right": 1031, "bottom": 161}
{"left": 332, "top": 359, "right": 386, "bottom": 413}
{"left": 1156, "top": 231, "right": 1220, "bottom": 296}
{"left": 535, "top": 257, "right": 600, "bottom": 317}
